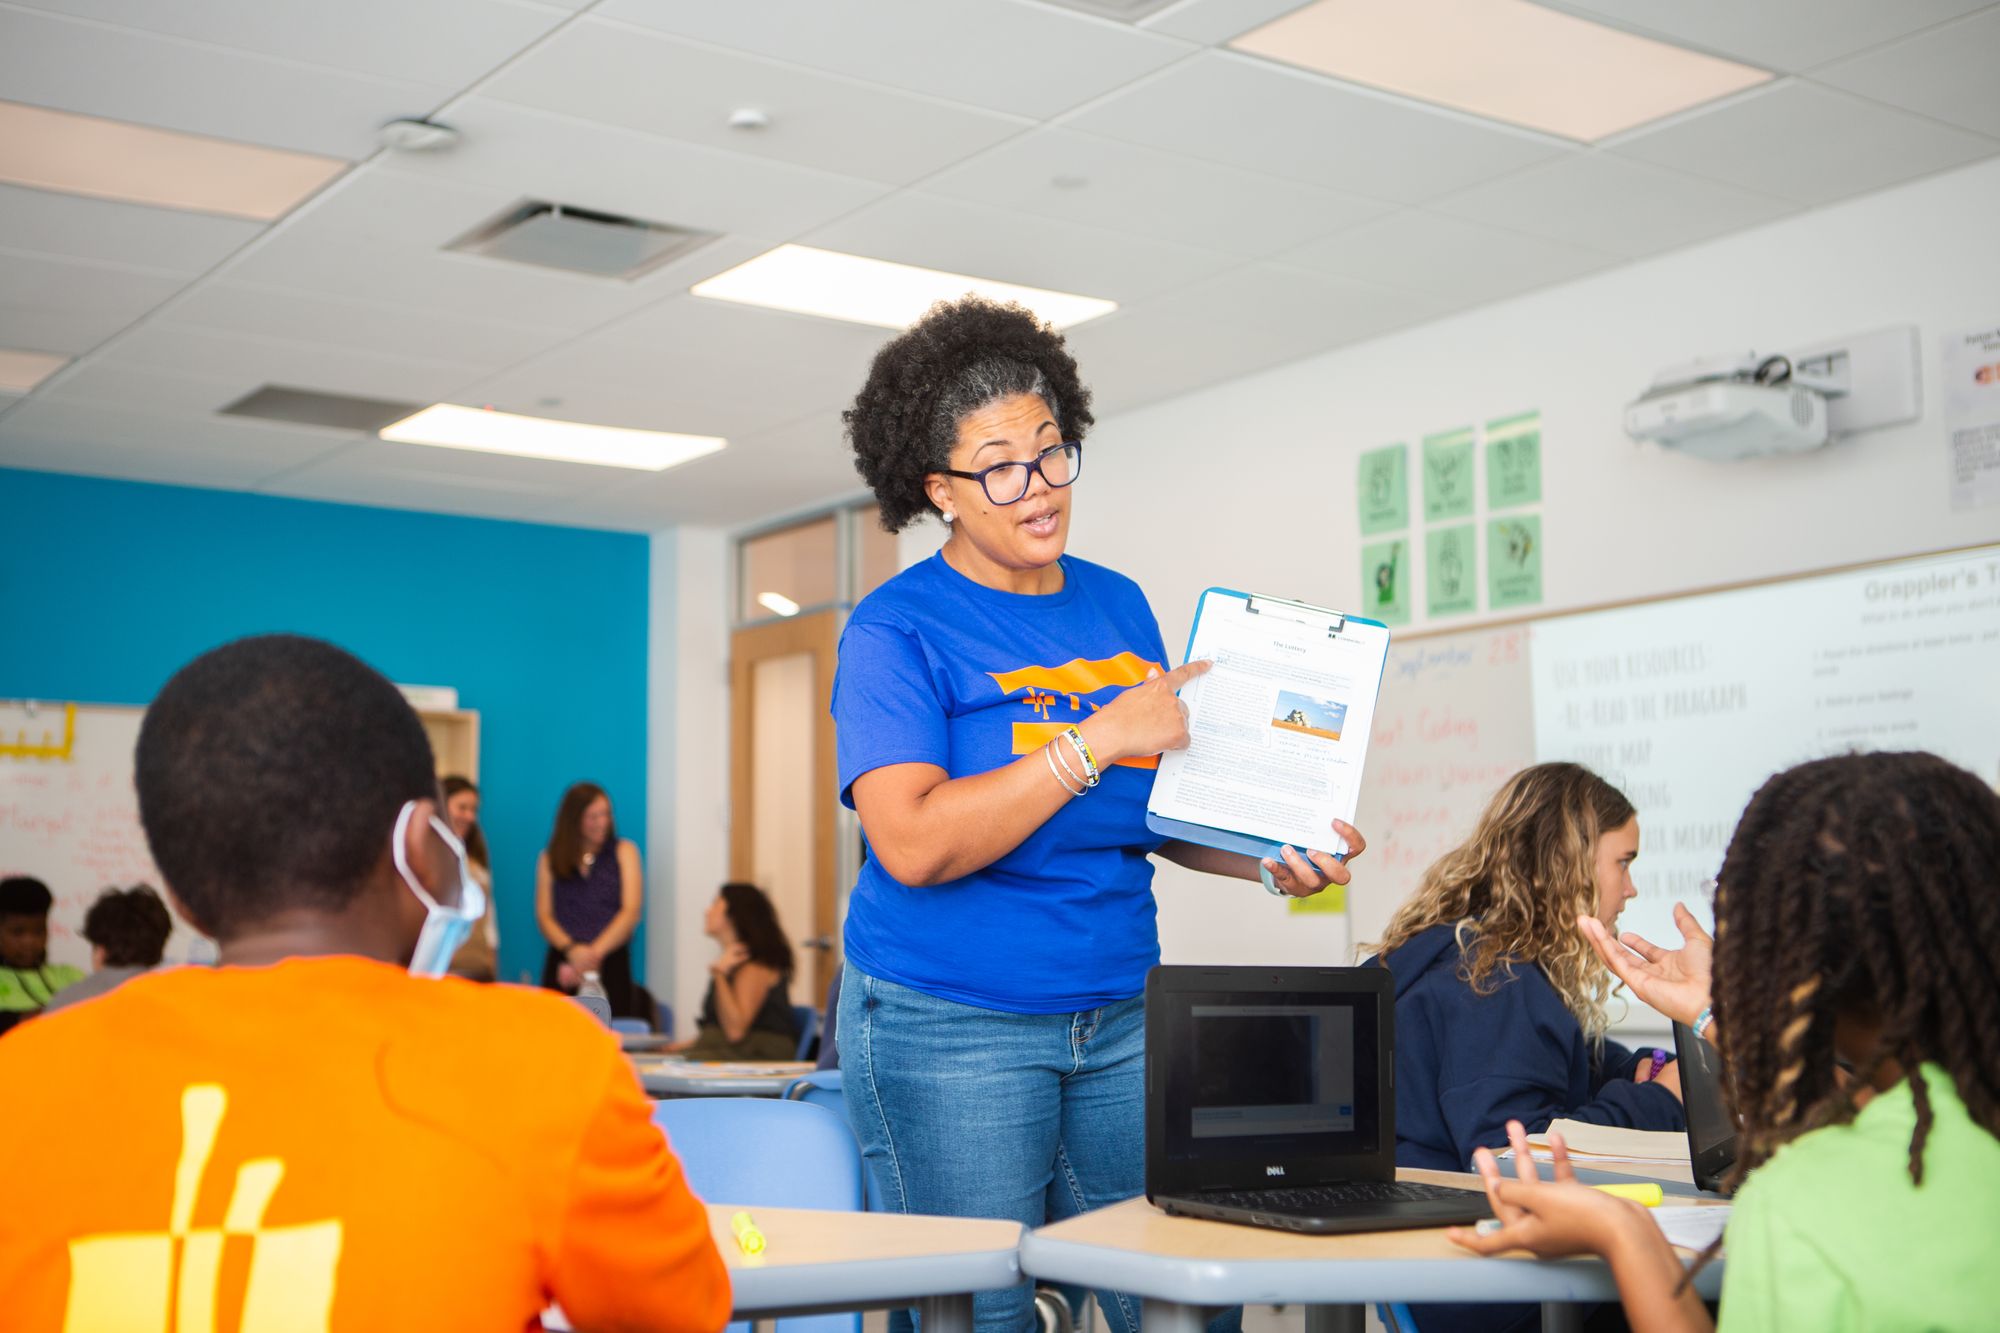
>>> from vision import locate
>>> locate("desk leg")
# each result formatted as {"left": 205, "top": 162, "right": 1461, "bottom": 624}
{"left": 1303, "top": 1305, "right": 1363, "bottom": 1333}
{"left": 1539, "top": 1303, "right": 1582, "bottom": 1333}
{"left": 1139, "top": 1299, "right": 1212, "bottom": 1333}
{"left": 918, "top": 1293, "right": 975, "bottom": 1333}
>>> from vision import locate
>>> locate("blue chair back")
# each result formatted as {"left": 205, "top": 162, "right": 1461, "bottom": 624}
{"left": 610, "top": 1017, "right": 649, "bottom": 1036}
{"left": 652, "top": 1097, "right": 864, "bottom": 1333}
{"left": 782, "top": 1071, "right": 883, "bottom": 1213}
{"left": 792, "top": 1004, "right": 819, "bottom": 1061}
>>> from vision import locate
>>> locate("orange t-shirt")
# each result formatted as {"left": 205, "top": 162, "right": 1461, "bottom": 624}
{"left": 0, "top": 956, "right": 730, "bottom": 1332}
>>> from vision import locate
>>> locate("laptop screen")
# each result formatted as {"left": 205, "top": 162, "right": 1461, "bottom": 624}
{"left": 1156, "top": 988, "right": 1383, "bottom": 1169}
{"left": 1673, "top": 1020, "right": 1738, "bottom": 1192}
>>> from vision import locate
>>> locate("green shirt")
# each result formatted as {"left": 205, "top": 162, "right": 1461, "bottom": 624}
{"left": 1721, "top": 1064, "right": 2000, "bottom": 1332}
{"left": 0, "top": 962, "right": 85, "bottom": 1012}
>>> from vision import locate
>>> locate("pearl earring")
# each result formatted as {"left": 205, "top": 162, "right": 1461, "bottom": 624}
{"left": 942, "top": 511, "right": 955, "bottom": 524}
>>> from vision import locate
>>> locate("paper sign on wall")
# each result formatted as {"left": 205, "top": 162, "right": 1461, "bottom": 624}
{"left": 1357, "top": 444, "right": 1410, "bottom": 534}
{"left": 1290, "top": 884, "right": 1348, "bottom": 915}
{"left": 1489, "top": 515, "right": 1543, "bottom": 609}
{"left": 1362, "top": 538, "right": 1410, "bottom": 626}
{"left": 1426, "top": 524, "right": 1477, "bottom": 617}
{"left": 1422, "top": 427, "right": 1475, "bottom": 521}
{"left": 1944, "top": 324, "right": 2000, "bottom": 510}
{"left": 1486, "top": 411, "right": 1542, "bottom": 509}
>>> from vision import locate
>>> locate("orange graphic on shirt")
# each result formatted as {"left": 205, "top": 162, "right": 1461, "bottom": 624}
{"left": 989, "top": 651, "right": 1164, "bottom": 770}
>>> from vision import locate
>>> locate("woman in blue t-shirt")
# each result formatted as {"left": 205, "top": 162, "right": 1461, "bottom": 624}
{"left": 832, "top": 297, "right": 1365, "bottom": 1333}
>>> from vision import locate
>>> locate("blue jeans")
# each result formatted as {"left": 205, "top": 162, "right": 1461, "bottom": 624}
{"left": 841, "top": 966, "right": 1239, "bottom": 1333}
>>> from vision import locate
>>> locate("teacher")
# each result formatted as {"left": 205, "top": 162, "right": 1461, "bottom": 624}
{"left": 832, "top": 296, "right": 1365, "bottom": 1333}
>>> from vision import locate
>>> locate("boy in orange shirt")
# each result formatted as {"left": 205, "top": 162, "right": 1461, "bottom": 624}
{"left": 0, "top": 635, "right": 730, "bottom": 1332}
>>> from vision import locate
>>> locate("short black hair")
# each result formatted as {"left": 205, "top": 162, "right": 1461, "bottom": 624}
{"left": 83, "top": 885, "right": 174, "bottom": 967}
{"left": 135, "top": 634, "right": 438, "bottom": 938}
{"left": 844, "top": 296, "right": 1094, "bottom": 533}
{"left": 0, "top": 875, "right": 53, "bottom": 919}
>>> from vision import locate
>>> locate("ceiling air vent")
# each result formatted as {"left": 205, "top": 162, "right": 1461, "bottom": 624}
{"left": 219, "top": 385, "right": 421, "bottom": 432}
{"left": 447, "top": 200, "right": 719, "bottom": 280}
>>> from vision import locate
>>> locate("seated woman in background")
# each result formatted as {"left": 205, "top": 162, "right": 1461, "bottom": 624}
{"left": 1453, "top": 750, "right": 2000, "bottom": 1331}
{"left": 536, "top": 782, "right": 644, "bottom": 1020}
{"left": 45, "top": 884, "right": 173, "bottom": 1013}
{"left": 441, "top": 775, "right": 498, "bottom": 982}
{"left": 674, "top": 882, "right": 800, "bottom": 1061}
{"left": 1370, "top": 762, "right": 1685, "bottom": 1170}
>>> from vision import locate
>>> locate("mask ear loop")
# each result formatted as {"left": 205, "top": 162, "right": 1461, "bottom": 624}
{"left": 391, "top": 801, "right": 482, "bottom": 919}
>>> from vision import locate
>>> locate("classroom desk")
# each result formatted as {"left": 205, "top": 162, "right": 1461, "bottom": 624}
{"left": 1017, "top": 1169, "right": 1727, "bottom": 1333}
{"left": 632, "top": 1057, "right": 817, "bottom": 1097}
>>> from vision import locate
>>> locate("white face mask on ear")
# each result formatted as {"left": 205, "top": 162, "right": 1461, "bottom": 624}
{"left": 391, "top": 800, "right": 487, "bottom": 979}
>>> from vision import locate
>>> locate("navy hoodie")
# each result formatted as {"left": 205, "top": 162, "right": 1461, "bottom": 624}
{"left": 1374, "top": 921, "right": 1683, "bottom": 1172}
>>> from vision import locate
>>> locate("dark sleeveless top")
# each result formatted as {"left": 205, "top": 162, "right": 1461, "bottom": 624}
{"left": 551, "top": 839, "right": 625, "bottom": 942}
{"left": 700, "top": 965, "right": 800, "bottom": 1041}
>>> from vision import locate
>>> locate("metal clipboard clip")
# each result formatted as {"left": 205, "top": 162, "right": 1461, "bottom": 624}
{"left": 1244, "top": 595, "right": 1347, "bottom": 639}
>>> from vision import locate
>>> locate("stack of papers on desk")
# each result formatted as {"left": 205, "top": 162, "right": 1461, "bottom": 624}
{"left": 1497, "top": 1120, "right": 1690, "bottom": 1165}
{"left": 1650, "top": 1205, "right": 1731, "bottom": 1252}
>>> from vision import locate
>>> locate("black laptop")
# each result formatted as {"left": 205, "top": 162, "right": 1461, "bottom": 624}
{"left": 1145, "top": 965, "right": 1491, "bottom": 1234}
{"left": 1672, "top": 1019, "right": 1738, "bottom": 1194}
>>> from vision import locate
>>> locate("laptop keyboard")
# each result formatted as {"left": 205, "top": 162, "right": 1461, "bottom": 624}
{"left": 1202, "top": 1180, "right": 1485, "bottom": 1213}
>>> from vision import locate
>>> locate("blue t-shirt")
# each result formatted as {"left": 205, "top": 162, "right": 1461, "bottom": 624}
{"left": 832, "top": 551, "right": 1171, "bottom": 1014}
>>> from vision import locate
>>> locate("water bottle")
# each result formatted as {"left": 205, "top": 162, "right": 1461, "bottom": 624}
{"left": 573, "top": 970, "right": 612, "bottom": 1026}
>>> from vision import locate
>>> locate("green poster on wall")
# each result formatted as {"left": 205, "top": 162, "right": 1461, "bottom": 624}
{"left": 1489, "top": 514, "right": 1543, "bottom": 609}
{"left": 1425, "top": 524, "right": 1477, "bottom": 617}
{"left": 1356, "top": 443, "right": 1409, "bottom": 534}
{"left": 1361, "top": 537, "right": 1410, "bottom": 626}
{"left": 1486, "top": 411, "right": 1542, "bottom": 509}
{"left": 1422, "top": 427, "right": 1475, "bottom": 521}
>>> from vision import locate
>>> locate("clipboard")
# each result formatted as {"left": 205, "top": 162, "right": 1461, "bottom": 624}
{"left": 1145, "top": 587, "right": 1391, "bottom": 862}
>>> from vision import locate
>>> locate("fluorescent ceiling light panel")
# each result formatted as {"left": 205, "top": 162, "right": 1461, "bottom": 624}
{"left": 0, "top": 100, "right": 346, "bottom": 221}
{"left": 691, "top": 244, "right": 1118, "bottom": 330}
{"left": 380, "top": 405, "right": 726, "bottom": 472}
{"left": 757, "top": 591, "right": 802, "bottom": 618}
{"left": 0, "top": 349, "right": 70, "bottom": 393}
{"left": 1230, "top": 0, "right": 1772, "bottom": 143}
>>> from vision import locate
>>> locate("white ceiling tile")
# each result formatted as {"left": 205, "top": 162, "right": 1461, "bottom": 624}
{"left": 1142, "top": 0, "right": 1316, "bottom": 45}
{"left": 1129, "top": 261, "right": 1456, "bottom": 344}
{"left": 922, "top": 128, "right": 1395, "bottom": 259}
{"left": 0, "top": 184, "right": 264, "bottom": 273}
{"left": 0, "top": 251, "right": 186, "bottom": 354}
{"left": 0, "top": 391, "right": 24, "bottom": 412}
{"left": 168, "top": 282, "right": 573, "bottom": 372}
{"left": 261, "top": 436, "right": 621, "bottom": 521}
{"left": 114, "top": 322, "right": 492, "bottom": 405}
{"left": 1539, "top": 0, "right": 1995, "bottom": 73}
{"left": 1429, "top": 153, "right": 1798, "bottom": 258}
{"left": 595, "top": 0, "right": 1194, "bottom": 120}
{"left": 481, "top": 19, "right": 1029, "bottom": 186}
{"left": 388, "top": 99, "right": 892, "bottom": 238}
{"left": 0, "top": 399, "right": 347, "bottom": 488}
{"left": 1063, "top": 303, "right": 1355, "bottom": 417}
{"left": 803, "top": 192, "right": 1238, "bottom": 304}
{"left": 1612, "top": 81, "right": 1998, "bottom": 206}
{"left": 0, "top": 8, "right": 451, "bottom": 159}
{"left": 5, "top": 0, "right": 570, "bottom": 87}
{"left": 1818, "top": 8, "right": 2000, "bottom": 139}
{"left": 1280, "top": 210, "right": 1619, "bottom": 303}
{"left": 36, "top": 359, "right": 269, "bottom": 416}
{"left": 1066, "top": 51, "right": 1571, "bottom": 204}
{"left": 529, "top": 409, "right": 862, "bottom": 529}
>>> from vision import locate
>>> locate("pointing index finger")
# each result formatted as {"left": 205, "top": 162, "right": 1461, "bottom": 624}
{"left": 1160, "top": 659, "right": 1212, "bottom": 690}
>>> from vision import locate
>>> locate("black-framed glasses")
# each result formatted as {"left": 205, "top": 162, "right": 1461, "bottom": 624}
{"left": 940, "top": 442, "right": 1083, "bottom": 506}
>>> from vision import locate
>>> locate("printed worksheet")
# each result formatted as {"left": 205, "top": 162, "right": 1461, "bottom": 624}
{"left": 1149, "top": 591, "right": 1390, "bottom": 858}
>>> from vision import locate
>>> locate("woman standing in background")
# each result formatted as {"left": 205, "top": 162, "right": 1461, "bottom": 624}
{"left": 441, "top": 775, "right": 498, "bottom": 982}
{"left": 536, "top": 782, "right": 644, "bottom": 1018}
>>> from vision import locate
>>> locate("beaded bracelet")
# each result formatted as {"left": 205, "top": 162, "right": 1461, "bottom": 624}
{"left": 1693, "top": 1005, "right": 1716, "bottom": 1040}
{"left": 1059, "top": 726, "right": 1100, "bottom": 787}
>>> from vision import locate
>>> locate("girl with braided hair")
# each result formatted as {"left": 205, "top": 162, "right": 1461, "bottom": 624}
{"left": 1451, "top": 750, "right": 2000, "bottom": 1331}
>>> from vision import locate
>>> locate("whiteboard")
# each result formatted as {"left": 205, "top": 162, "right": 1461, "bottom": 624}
{"left": 0, "top": 702, "right": 206, "bottom": 969}
{"left": 1351, "top": 543, "right": 2000, "bottom": 963}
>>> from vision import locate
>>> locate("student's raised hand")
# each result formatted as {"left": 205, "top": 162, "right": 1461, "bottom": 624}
{"left": 711, "top": 942, "right": 751, "bottom": 974}
{"left": 1578, "top": 902, "right": 1713, "bottom": 1028}
{"left": 1087, "top": 660, "right": 1212, "bottom": 764}
{"left": 1446, "top": 1121, "right": 1633, "bottom": 1261}
{"left": 1262, "top": 820, "right": 1368, "bottom": 897}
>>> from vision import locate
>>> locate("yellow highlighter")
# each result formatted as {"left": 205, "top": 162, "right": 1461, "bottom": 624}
{"left": 731, "top": 1210, "right": 767, "bottom": 1255}
{"left": 1592, "top": 1182, "right": 1664, "bottom": 1207}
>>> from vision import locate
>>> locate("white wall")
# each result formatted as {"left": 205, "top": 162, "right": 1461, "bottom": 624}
{"left": 1065, "top": 155, "right": 2000, "bottom": 969}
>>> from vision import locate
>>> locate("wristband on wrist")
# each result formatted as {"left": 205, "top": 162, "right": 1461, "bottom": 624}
{"left": 1259, "top": 861, "right": 1285, "bottom": 897}
{"left": 1693, "top": 1005, "right": 1715, "bottom": 1040}
{"left": 1058, "top": 726, "right": 1100, "bottom": 788}
{"left": 1045, "top": 742, "right": 1087, "bottom": 796}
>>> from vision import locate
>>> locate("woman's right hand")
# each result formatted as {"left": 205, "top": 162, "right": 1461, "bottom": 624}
{"left": 1578, "top": 902, "right": 1713, "bottom": 1028}
{"left": 1084, "top": 660, "right": 1212, "bottom": 764}
{"left": 710, "top": 943, "right": 750, "bottom": 975}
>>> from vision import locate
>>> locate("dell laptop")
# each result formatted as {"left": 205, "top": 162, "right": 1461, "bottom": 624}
{"left": 1673, "top": 1019, "right": 1739, "bottom": 1195}
{"left": 1145, "top": 965, "right": 1490, "bottom": 1234}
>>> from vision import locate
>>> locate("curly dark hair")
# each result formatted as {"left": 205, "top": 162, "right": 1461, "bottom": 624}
{"left": 83, "top": 885, "right": 174, "bottom": 968}
{"left": 844, "top": 296, "right": 1094, "bottom": 532}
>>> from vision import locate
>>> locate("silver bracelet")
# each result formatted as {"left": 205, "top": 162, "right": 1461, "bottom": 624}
{"left": 1045, "top": 742, "right": 1086, "bottom": 796}
{"left": 1050, "top": 738, "right": 1090, "bottom": 794}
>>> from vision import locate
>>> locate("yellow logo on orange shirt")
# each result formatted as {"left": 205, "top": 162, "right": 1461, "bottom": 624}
{"left": 64, "top": 1083, "right": 343, "bottom": 1332}
{"left": 988, "top": 651, "right": 1163, "bottom": 770}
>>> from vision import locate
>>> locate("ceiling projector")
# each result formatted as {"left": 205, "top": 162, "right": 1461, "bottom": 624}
{"left": 1624, "top": 352, "right": 1831, "bottom": 461}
